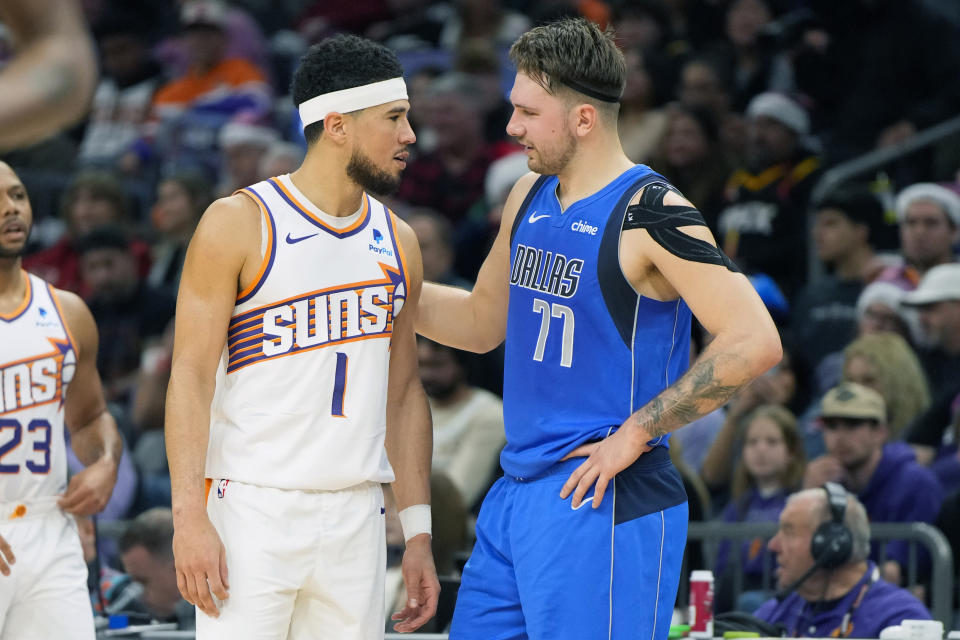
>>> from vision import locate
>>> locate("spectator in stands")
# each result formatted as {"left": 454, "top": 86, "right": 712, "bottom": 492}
{"left": 902, "top": 265, "right": 960, "bottom": 476}
{"left": 79, "top": 10, "right": 163, "bottom": 169}
{"left": 131, "top": 0, "right": 272, "bottom": 176}
{"left": 791, "top": 188, "right": 884, "bottom": 383}
{"left": 715, "top": 404, "right": 805, "bottom": 613}
{"left": 903, "top": 263, "right": 960, "bottom": 393}
{"left": 24, "top": 171, "right": 151, "bottom": 295}
{"left": 146, "top": 172, "right": 212, "bottom": 296}
{"left": 717, "top": 92, "right": 821, "bottom": 297}
{"left": 618, "top": 47, "right": 670, "bottom": 165}
{"left": 676, "top": 54, "right": 745, "bottom": 158}
{"left": 76, "top": 515, "right": 142, "bottom": 617}
{"left": 755, "top": 487, "right": 932, "bottom": 637}
{"left": 155, "top": 0, "right": 270, "bottom": 78}
{"left": 437, "top": 0, "right": 530, "bottom": 52}
{"left": 257, "top": 141, "right": 305, "bottom": 181}
{"left": 714, "top": 0, "right": 793, "bottom": 112}
{"left": 812, "top": 282, "right": 914, "bottom": 398}
{"left": 365, "top": 0, "right": 449, "bottom": 52}
{"left": 397, "top": 72, "right": 501, "bottom": 224}
{"left": 803, "top": 382, "right": 943, "bottom": 585}
{"left": 76, "top": 227, "right": 176, "bottom": 406}
{"left": 610, "top": 1, "right": 673, "bottom": 53}
{"left": 876, "top": 183, "right": 959, "bottom": 291}
{"left": 841, "top": 333, "right": 930, "bottom": 439}
{"left": 856, "top": 283, "right": 912, "bottom": 341}
{"left": 407, "top": 209, "right": 470, "bottom": 288}
{"left": 216, "top": 120, "right": 278, "bottom": 198}
{"left": 701, "top": 349, "right": 798, "bottom": 494}
{"left": 453, "top": 39, "right": 513, "bottom": 145}
{"left": 417, "top": 337, "right": 505, "bottom": 510}
{"left": 119, "top": 508, "right": 195, "bottom": 630}
{"left": 653, "top": 103, "right": 733, "bottom": 232}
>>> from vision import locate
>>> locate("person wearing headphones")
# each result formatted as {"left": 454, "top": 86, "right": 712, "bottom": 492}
{"left": 753, "top": 484, "right": 931, "bottom": 638}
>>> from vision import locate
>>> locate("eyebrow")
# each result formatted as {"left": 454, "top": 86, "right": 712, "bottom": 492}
{"left": 385, "top": 106, "right": 407, "bottom": 115}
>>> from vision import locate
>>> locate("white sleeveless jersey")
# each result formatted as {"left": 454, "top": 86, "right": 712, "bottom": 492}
{"left": 0, "top": 272, "right": 76, "bottom": 502}
{"left": 207, "top": 175, "right": 407, "bottom": 490}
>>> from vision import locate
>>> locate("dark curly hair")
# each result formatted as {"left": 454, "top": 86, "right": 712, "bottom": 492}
{"left": 291, "top": 34, "right": 404, "bottom": 146}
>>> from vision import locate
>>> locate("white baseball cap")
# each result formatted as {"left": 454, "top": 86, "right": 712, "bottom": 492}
{"left": 901, "top": 263, "right": 960, "bottom": 306}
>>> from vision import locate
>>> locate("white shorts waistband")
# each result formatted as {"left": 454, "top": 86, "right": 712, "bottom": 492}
{"left": 0, "top": 496, "right": 61, "bottom": 522}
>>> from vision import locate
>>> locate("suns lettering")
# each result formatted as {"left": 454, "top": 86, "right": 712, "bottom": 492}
{"left": 250, "top": 285, "right": 394, "bottom": 364}
{"left": 262, "top": 306, "right": 294, "bottom": 356}
{"left": 360, "top": 286, "right": 389, "bottom": 333}
{"left": 0, "top": 355, "right": 68, "bottom": 414}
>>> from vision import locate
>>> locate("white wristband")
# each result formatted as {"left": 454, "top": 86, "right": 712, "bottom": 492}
{"left": 398, "top": 504, "right": 431, "bottom": 542}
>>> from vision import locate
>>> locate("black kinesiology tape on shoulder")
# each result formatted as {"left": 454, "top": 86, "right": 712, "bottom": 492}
{"left": 623, "top": 182, "right": 740, "bottom": 273}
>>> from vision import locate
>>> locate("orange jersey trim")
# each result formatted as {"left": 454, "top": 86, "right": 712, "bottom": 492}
{"left": 236, "top": 188, "right": 276, "bottom": 302}
{"left": 269, "top": 177, "right": 370, "bottom": 235}
{"left": 0, "top": 272, "right": 31, "bottom": 321}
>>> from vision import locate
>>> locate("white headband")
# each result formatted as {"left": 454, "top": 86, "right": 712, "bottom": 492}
{"left": 298, "top": 77, "right": 408, "bottom": 130}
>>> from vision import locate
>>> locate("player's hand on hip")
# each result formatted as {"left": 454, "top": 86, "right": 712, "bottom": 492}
{"left": 560, "top": 424, "right": 653, "bottom": 509}
{"left": 57, "top": 457, "right": 118, "bottom": 516}
{"left": 0, "top": 534, "right": 14, "bottom": 576}
{"left": 391, "top": 533, "right": 440, "bottom": 633}
{"left": 172, "top": 515, "right": 229, "bottom": 618}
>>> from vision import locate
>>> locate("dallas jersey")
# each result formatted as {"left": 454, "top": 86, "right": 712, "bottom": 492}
{"left": 502, "top": 165, "right": 692, "bottom": 478}
{"left": 0, "top": 273, "right": 76, "bottom": 503}
{"left": 207, "top": 175, "right": 406, "bottom": 491}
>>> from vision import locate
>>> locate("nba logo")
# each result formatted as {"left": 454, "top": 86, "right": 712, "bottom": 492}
{"left": 217, "top": 479, "right": 230, "bottom": 499}
{"left": 372, "top": 228, "right": 383, "bottom": 244}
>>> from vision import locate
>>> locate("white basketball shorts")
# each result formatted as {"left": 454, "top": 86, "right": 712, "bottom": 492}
{"left": 197, "top": 479, "right": 386, "bottom": 640}
{"left": 0, "top": 497, "right": 94, "bottom": 640}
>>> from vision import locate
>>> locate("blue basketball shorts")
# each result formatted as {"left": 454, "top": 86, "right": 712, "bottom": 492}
{"left": 449, "top": 446, "right": 688, "bottom": 640}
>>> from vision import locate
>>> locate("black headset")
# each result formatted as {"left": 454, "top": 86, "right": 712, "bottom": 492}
{"left": 810, "top": 482, "right": 854, "bottom": 569}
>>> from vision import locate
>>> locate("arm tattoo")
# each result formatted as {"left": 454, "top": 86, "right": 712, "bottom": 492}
{"left": 635, "top": 352, "right": 749, "bottom": 438}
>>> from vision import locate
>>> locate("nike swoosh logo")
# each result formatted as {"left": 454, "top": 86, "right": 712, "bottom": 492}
{"left": 285, "top": 232, "right": 318, "bottom": 244}
{"left": 528, "top": 213, "right": 550, "bottom": 223}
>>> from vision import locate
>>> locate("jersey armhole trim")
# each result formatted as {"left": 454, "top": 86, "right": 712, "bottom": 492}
{"left": 509, "top": 175, "right": 551, "bottom": 245}
{"left": 385, "top": 205, "right": 409, "bottom": 294}
{"left": 47, "top": 282, "right": 78, "bottom": 357}
{"left": 236, "top": 187, "right": 277, "bottom": 304}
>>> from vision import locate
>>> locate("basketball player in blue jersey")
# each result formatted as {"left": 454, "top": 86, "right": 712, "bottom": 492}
{"left": 165, "top": 35, "right": 439, "bottom": 639}
{"left": 0, "top": 160, "right": 123, "bottom": 638}
{"left": 416, "top": 18, "right": 782, "bottom": 640}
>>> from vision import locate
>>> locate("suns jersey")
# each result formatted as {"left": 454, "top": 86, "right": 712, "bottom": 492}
{"left": 0, "top": 272, "right": 76, "bottom": 502}
{"left": 206, "top": 175, "right": 407, "bottom": 491}
{"left": 502, "top": 165, "right": 692, "bottom": 479}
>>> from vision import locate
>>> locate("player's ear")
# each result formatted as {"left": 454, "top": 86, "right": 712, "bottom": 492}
{"left": 572, "top": 103, "right": 598, "bottom": 137}
{"left": 323, "top": 112, "right": 349, "bottom": 145}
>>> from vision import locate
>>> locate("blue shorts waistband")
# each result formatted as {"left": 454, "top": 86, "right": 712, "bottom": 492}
{"left": 505, "top": 444, "right": 671, "bottom": 482}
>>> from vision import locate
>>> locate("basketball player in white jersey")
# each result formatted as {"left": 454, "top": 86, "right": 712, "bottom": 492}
{"left": 0, "top": 160, "right": 123, "bottom": 638}
{"left": 165, "top": 34, "right": 439, "bottom": 639}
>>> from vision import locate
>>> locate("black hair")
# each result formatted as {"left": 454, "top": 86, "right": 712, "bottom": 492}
{"left": 669, "top": 102, "right": 720, "bottom": 144}
{"left": 291, "top": 34, "right": 404, "bottom": 146}
{"left": 119, "top": 508, "right": 174, "bottom": 560}
{"left": 75, "top": 225, "right": 130, "bottom": 255}
{"left": 817, "top": 186, "right": 884, "bottom": 243}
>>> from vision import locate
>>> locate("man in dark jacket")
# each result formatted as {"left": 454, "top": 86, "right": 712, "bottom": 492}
{"left": 803, "top": 382, "right": 943, "bottom": 584}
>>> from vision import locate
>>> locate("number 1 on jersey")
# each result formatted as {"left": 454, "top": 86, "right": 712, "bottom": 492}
{"left": 532, "top": 298, "right": 575, "bottom": 367}
{"left": 331, "top": 351, "right": 348, "bottom": 417}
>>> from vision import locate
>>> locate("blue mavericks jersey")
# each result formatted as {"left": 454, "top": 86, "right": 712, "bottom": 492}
{"left": 502, "top": 165, "right": 692, "bottom": 478}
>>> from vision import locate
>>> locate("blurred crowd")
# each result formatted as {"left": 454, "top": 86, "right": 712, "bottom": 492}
{"left": 2, "top": 0, "right": 960, "bottom": 631}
